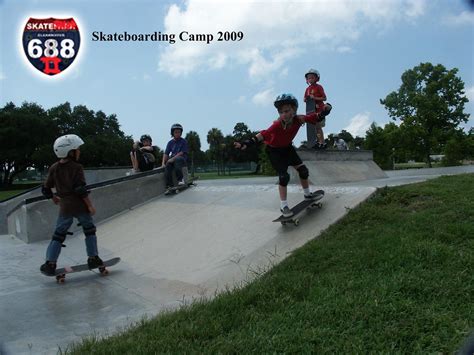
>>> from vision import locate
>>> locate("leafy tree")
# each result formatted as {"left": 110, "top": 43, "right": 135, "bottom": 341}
{"left": 185, "top": 131, "right": 202, "bottom": 175}
{"left": 381, "top": 63, "right": 469, "bottom": 167}
{"left": 0, "top": 102, "right": 56, "bottom": 186}
{"left": 363, "top": 123, "right": 394, "bottom": 169}
{"left": 207, "top": 128, "right": 224, "bottom": 174}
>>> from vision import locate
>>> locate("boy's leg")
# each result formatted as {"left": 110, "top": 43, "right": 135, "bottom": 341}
{"left": 165, "top": 161, "right": 174, "bottom": 187}
{"left": 266, "top": 146, "right": 293, "bottom": 216}
{"left": 315, "top": 122, "right": 325, "bottom": 145}
{"left": 174, "top": 156, "right": 186, "bottom": 182}
{"left": 130, "top": 151, "right": 138, "bottom": 172}
{"left": 76, "top": 214, "right": 99, "bottom": 257}
{"left": 77, "top": 214, "right": 106, "bottom": 270}
{"left": 45, "top": 215, "right": 74, "bottom": 262}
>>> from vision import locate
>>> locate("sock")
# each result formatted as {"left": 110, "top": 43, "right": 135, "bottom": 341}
{"left": 303, "top": 188, "right": 310, "bottom": 195}
{"left": 280, "top": 200, "right": 288, "bottom": 209}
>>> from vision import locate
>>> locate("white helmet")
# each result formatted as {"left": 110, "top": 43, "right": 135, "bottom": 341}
{"left": 53, "top": 134, "right": 84, "bottom": 158}
{"left": 305, "top": 69, "right": 320, "bottom": 79}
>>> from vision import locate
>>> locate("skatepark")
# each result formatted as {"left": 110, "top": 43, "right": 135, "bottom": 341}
{"left": 1, "top": 152, "right": 473, "bottom": 354}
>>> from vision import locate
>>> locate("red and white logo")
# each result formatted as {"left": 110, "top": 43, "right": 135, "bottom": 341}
{"left": 22, "top": 17, "right": 81, "bottom": 76}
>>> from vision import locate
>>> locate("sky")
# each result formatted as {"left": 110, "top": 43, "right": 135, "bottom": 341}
{"left": 0, "top": 0, "right": 473, "bottom": 151}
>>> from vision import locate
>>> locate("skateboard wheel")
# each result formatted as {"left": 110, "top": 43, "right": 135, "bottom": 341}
{"left": 317, "top": 203, "right": 322, "bottom": 208}
{"left": 294, "top": 219, "right": 300, "bottom": 226}
{"left": 99, "top": 267, "right": 109, "bottom": 276}
{"left": 56, "top": 274, "right": 66, "bottom": 283}
{"left": 281, "top": 221, "right": 286, "bottom": 226}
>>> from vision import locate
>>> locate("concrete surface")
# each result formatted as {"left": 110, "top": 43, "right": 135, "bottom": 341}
{"left": 290, "top": 149, "right": 387, "bottom": 184}
{"left": 6, "top": 168, "right": 166, "bottom": 243}
{"left": 0, "top": 166, "right": 472, "bottom": 354}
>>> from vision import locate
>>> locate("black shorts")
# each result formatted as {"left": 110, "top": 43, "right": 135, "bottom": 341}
{"left": 266, "top": 145, "right": 302, "bottom": 174}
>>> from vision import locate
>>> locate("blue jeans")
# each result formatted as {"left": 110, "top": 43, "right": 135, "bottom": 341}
{"left": 45, "top": 214, "right": 99, "bottom": 262}
{"left": 165, "top": 156, "right": 186, "bottom": 187}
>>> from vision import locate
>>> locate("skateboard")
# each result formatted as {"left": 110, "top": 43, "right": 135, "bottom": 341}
{"left": 165, "top": 180, "right": 196, "bottom": 195}
{"left": 273, "top": 190, "right": 324, "bottom": 226}
{"left": 43, "top": 257, "right": 121, "bottom": 283}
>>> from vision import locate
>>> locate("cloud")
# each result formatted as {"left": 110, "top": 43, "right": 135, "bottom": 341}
{"left": 442, "top": 11, "right": 474, "bottom": 26}
{"left": 252, "top": 88, "right": 275, "bottom": 106}
{"left": 465, "top": 85, "right": 474, "bottom": 102}
{"left": 0, "top": 71, "right": 5, "bottom": 80}
{"left": 336, "top": 46, "right": 353, "bottom": 53}
{"left": 158, "top": 0, "right": 427, "bottom": 79}
{"left": 345, "top": 112, "right": 372, "bottom": 137}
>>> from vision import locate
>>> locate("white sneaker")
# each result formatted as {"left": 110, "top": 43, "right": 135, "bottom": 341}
{"left": 280, "top": 206, "right": 294, "bottom": 218}
{"left": 177, "top": 180, "right": 185, "bottom": 186}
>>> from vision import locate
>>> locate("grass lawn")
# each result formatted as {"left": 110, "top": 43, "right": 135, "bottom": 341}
{"left": 69, "top": 174, "right": 474, "bottom": 354}
{"left": 0, "top": 189, "right": 29, "bottom": 201}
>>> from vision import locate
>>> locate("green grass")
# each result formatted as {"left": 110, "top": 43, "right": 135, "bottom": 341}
{"left": 394, "top": 162, "right": 443, "bottom": 169}
{"left": 0, "top": 189, "right": 29, "bottom": 201}
{"left": 69, "top": 174, "right": 474, "bottom": 354}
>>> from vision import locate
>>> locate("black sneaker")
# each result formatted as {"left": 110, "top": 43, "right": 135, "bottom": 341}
{"left": 87, "top": 256, "right": 104, "bottom": 270}
{"left": 280, "top": 206, "right": 293, "bottom": 218}
{"left": 40, "top": 261, "right": 57, "bottom": 276}
{"left": 321, "top": 143, "right": 328, "bottom": 150}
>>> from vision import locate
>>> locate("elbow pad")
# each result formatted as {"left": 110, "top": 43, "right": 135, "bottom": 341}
{"left": 41, "top": 186, "right": 53, "bottom": 199}
{"left": 73, "top": 184, "right": 89, "bottom": 198}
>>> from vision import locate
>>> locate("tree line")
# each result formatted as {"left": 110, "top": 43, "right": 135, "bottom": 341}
{"left": 1, "top": 62, "right": 472, "bottom": 186}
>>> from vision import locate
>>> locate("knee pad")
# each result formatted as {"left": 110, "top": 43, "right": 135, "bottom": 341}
{"left": 83, "top": 226, "right": 97, "bottom": 237}
{"left": 297, "top": 165, "right": 309, "bottom": 179}
{"left": 52, "top": 232, "right": 67, "bottom": 244}
{"left": 278, "top": 172, "right": 290, "bottom": 187}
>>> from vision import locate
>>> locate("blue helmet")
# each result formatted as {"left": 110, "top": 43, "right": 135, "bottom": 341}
{"left": 274, "top": 93, "right": 298, "bottom": 110}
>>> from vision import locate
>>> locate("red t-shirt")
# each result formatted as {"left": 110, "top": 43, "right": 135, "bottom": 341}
{"left": 304, "top": 83, "right": 326, "bottom": 113}
{"left": 260, "top": 113, "right": 319, "bottom": 147}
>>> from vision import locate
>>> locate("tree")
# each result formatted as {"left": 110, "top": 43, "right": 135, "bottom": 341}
{"left": 207, "top": 128, "right": 224, "bottom": 174}
{"left": 364, "top": 123, "right": 395, "bottom": 169}
{"left": 185, "top": 131, "right": 202, "bottom": 176}
{"left": 0, "top": 102, "right": 57, "bottom": 186}
{"left": 380, "top": 63, "right": 469, "bottom": 167}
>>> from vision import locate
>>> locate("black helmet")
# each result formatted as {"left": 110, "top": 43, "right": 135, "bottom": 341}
{"left": 140, "top": 134, "right": 152, "bottom": 143}
{"left": 274, "top": 93, "right": 298, "bottom": 110}
{"left": 170, "top": 123, "right": 183, "bottom": 136}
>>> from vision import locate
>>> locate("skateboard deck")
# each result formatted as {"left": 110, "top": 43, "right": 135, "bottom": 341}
{"left": 165, "top": 180, "right": 196, "bottom": 195}
{"left": 305, "top": 97, "right": 317, "bottom": 148}
{"left": 273, "top": 190, "right": 324, "bottom": 226}
{"left": 43, "top": 257, "right": 121, "bottom": 283}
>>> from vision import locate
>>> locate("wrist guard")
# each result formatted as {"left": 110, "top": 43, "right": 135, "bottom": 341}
{"left": 242, "top": 136, "right": 258, "bottom": 148}
{"left": 42, "top": 186, "right": 53, "bottom": 199}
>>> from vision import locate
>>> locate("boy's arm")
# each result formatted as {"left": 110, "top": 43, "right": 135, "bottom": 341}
{"left": 82, "top": 196, "right": 96, "bottom": 215}
{"left": 234, "top": 133, "right": 264, "bottom": 150}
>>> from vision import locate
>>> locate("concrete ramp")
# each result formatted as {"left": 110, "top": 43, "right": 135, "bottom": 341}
{"left": 291, "top": 150, "right": 387, "bottom": 184}
{"left": 0, "top": 179, "right": 375, "bottom": 354}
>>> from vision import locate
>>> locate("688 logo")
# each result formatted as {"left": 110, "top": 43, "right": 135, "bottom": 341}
{"left": 22, "top": 18, "right": 81, "bottom": 76}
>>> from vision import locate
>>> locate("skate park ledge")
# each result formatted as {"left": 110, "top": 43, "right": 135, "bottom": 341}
{"left": 6, "top": 167, "right": 169, "bottom": 243}
{"left": 291, "top": 149, "right": 387, "bottom": 184}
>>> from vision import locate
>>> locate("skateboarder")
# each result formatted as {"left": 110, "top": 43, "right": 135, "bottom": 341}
{"left": 130, "top": 134, "right": 160, "bottom": 173}
{"left": 334, "top": 135, "right": 349, "bottom": 150}
{"left": 40, "top": 134, "right": 106, "bottom": 276}
{"left": 161, "top": 123, "right": 189, "bottom": 191}
{"left": 234, "top": 93, "right": 328, "bottom": 217}
{"left": 304, "top": 69, "right": 332, "bottom": 149}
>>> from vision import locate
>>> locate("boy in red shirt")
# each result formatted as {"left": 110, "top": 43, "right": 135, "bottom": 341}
{"left": 234, "top": 94, "right": 328, "bottom": 217}
{"left": 304, "top": 69, "right": 332, "bottom": 149}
